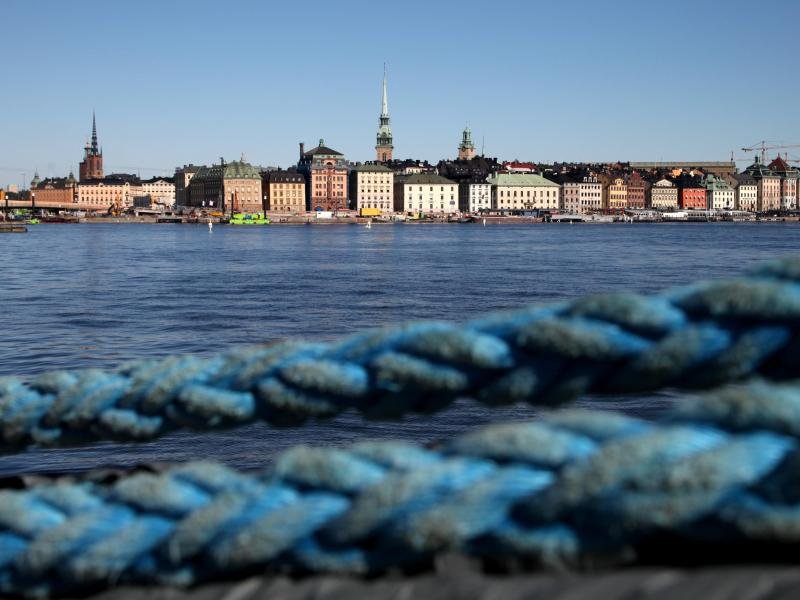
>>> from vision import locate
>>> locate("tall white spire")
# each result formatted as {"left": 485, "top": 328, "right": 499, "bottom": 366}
{"left": 381, "top": 63, "right": 389, "bottom": 117}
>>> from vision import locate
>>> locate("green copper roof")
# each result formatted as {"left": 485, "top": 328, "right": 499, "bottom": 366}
{"left": 486, "top": 173, "right": 559, "bottom": 187}
{"left": 194, "top": 160, "right": 261, "bottom": 181}
{"left": 223, "top": 160, "right": 261, "bottom": 179}
{"left": 400, "top": 173, "right": 456, "bottom": 185}
{"left": 702, "top": 174, "right": 732, "bottom": 191}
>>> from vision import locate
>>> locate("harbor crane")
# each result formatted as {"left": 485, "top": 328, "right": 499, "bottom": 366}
{"left": 741, "top": 141, "right": 800, "bottom": 164}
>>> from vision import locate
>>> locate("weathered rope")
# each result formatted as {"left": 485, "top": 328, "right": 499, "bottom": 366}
{"left": 0, "top": 258, "right": 798, "bottom": 452}
{"left": 1, "top": 378, "right": 800, "bottom": 596}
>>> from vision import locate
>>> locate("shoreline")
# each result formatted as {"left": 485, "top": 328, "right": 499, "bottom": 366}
{"left": 8, "top": 216, "right": 798, "bottom": 225}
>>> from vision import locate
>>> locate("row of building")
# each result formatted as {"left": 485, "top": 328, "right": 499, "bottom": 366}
{"left": 15, "top": 147, "right": 799, "bottom": 217}
{"left": 8, "top": 71, "right": 800, "bottom": 215}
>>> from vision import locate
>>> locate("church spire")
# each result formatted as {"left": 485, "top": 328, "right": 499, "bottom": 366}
{"left": 91, "top": 111, "right": 99, "bottom": 155}
{"left": 381, "top": 63, "right": 389, "bottom": 117}
{"left": 375, "top": 64, "right": 393, "bottom": 162}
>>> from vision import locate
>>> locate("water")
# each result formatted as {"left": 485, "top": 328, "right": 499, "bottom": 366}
{"left": 0, "top": 222, "right": 797, "bottom": 475}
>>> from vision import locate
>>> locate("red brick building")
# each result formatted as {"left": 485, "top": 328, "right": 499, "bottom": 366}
{"left": 626, "top": 172, "right": 647, "bottom": 208}
{"left": 78, "top": 113, "right": 103, "bottom": 181}
{"left": 680, "top": 186, "right": 706, "bottom": 209}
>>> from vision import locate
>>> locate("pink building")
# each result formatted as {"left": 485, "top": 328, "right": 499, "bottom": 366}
{"left": 298, "top": 140, "right": 349, "bottom": 212}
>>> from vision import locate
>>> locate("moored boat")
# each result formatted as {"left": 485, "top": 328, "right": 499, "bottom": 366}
{"left": 229, "top": 212, "right": 270, "bottom": 225}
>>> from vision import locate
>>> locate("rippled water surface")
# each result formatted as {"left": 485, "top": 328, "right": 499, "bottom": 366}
{"left": 0, "top": 222, "right": 797, "bottom": 475}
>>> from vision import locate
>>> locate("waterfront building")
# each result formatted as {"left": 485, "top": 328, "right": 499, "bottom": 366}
{"left": 561, "top": 180, "right": 580, "bottom": 213}
{"left": 734, "top": 174, "right": 758, "bottom": 211}
{"left": 702, "top": 174, "right": 735, "bottom": 210}
{"left": 77, "top": 175, "right": 142, "bottom": 212}
{"left": 649, "top": 178, "right": 679, "bottom": 209}
{"left": 458, "top": 177, "right": 492, "bottom": 213}
{"left": 174, "top": 165, "right": 201, "bottom": 207}
{"left": 457, "top": 127, "right": 476, "bottom": 161}
{"left": 394, "top": 172, "right": 458, "bottom": 215}
{"left": 375, "top": 68, "right": 393, "bottom": 162}
{"left": 561, "top": 175, "right": 602, "bottom": 214}
{"left": 141, "top": 177, "right": 175, "bottom": 207}
{"left": 349, "top": 164, "right": 393, "bottom": 214}
{"left": 625, "top": 172, "right": 647, "bottom": 209}
{"left": 187, "top": 158, "right": 262, "bottom": 214}
{"left": 297, "top": 140, "right": 349, "bottom": 212}
{"left": 606, "top": 178, "right": 627, "bottom": 210}
{"left": 487, "top": 173, "right": 560, "bottom": 212}
{"left": 262, "top": 170, "right": 305, "bottom": 213}
{"left": 768, "top": 156, "right": 799, "bottom": 210}
{"left": 742, "top": 157, "right": 781, "bottom": 211}
{"left": 31, "top": 173, "right": 78, "bottom": 206}
{"left": 79, "top": 113, "right": 104, "bottom": 181}
{"left": 679, "top": 186, "right": 706, "bottom": 210}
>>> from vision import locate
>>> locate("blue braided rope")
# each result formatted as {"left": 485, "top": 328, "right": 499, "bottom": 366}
{"left": 0, "top": 257, "right": 798, "bottom": 452}
{"left": 1, "top": 378, "right": 799, "bottom": 596}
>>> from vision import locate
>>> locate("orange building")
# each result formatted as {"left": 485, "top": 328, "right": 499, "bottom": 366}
{"left": 680, "top": 186, "right": 706, "bottom": 209}
{"left": 32, "top": 173, "right": 78, "bottom": 206}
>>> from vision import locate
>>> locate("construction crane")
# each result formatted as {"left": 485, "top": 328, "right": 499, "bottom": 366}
{"left": 741, "top": 141, "right": 800, "bottom": 164}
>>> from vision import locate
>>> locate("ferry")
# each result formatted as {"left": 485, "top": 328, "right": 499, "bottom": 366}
{"left": 229, "top": 213, "right": 270, "bottom": 225}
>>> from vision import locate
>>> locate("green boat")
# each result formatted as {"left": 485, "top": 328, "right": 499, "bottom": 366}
{"left": 229, "top": 212, "right": 270, "bottom": 225}
{"left": 25, "top": 218, "right": 40, "bottom": 225}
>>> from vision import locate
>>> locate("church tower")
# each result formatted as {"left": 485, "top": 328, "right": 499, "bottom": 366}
{"left": 375, "top": 66, "right": 393, "bottom": 162}
{"left": 458, "top": 126, "right": 476, "bottom": 161}
{"left": 79, "top": 112, "right": 104, "bottom": 181}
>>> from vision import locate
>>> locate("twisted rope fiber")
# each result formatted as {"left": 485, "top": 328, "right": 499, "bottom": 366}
{"left": 2, "top": 379, "right": 800, "bottom": 595}
{"left": 1, "top": 258, "right": 800, "bottom": 452}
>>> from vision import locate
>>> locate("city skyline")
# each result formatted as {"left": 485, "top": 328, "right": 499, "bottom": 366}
{"left": 2, "top": 0, "right": 799, "bottom": 188}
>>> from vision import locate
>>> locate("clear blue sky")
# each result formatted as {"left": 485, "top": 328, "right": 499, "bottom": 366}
{"left": 1, "top": 0, "right": 798, "bottom": 186}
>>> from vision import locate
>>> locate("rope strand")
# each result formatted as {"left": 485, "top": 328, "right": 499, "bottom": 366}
{"left": 1, "top": 379, "right": 799, "bottom": 595}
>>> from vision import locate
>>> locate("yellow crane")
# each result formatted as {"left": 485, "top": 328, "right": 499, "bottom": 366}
{"left": 741, "top": 141, "right": 800, "bottom": 164}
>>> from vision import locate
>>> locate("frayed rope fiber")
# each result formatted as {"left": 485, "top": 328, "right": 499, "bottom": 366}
{"left": 0, "top": 258, "right": 799, "bottom": 452}
{"left": 3, "top": 379, "right": 800, "bottom": 596}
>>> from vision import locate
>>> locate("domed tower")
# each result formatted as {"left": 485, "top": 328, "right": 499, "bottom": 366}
{"left": 79, "top": 112, "right": 104, "bottom": 181}
{"left": 458, "top": 126, "right": 475, "bottom": 161}
{"left": 375, "top": 66, "right": 393, "bottom": 163}
{"left": 30, "top": 171, "right": 40, "bottom": 189}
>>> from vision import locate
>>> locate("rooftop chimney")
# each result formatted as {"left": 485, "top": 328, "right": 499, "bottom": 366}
{"left": 299, "top": 142, "right": 305, "bottom": 159}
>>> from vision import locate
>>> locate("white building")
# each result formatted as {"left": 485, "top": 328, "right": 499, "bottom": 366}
{"left": 649, "top": 178, "right": 679, "bottom": 209}
{"left": 349, "top": 164, "right": 394, "bottom": 213}
{"left": 703, "top": 174, "right": 735, "bottom": 210}
{"left": 735, "top": 176, "right": 758, "bottom": 211}
{"left": 141, "top": 177, "right": 176, "bottom": 207}
{"left": 562, "top": 176, "right": 602, "bottom": 213}
{"left": 458, "top": 181, "right": 492, "bottom": 213}
{"left": 394, "top": 172, "right": 458, "bottom": 215}
{"left": 487, "top": 173, "right": 560, "bottom": 211}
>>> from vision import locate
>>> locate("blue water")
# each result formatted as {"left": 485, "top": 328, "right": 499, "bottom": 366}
{"left": 0, "top": 222, "right": 797, "bottom": 475}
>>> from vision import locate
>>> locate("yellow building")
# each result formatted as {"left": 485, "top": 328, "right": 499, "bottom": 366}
{"left": 263, "top": 171, "right": 305, "bottom": 213}
{"left": 606, "top": 178, "right": 627, "bottom": 210}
